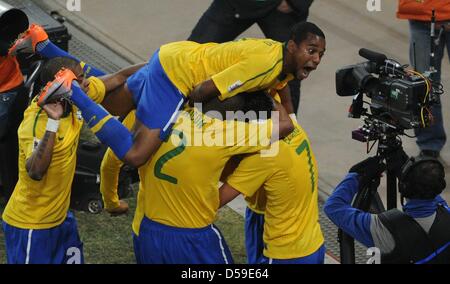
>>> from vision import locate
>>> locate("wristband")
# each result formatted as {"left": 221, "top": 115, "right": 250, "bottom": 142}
{"left": 46, "top": 118, "right": 60, "bottom": 133}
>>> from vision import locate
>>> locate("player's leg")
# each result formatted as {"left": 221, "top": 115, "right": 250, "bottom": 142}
{"left": 2, "top": 212, "right": 84, "bottom": 264}
{"left": 38, "top": 69, "right": 135, "bottom": 161}
{"left": 100, "top": 83, "right": 136, "bottom": 118}
{"left": 137, "top": 217, "right": 234, "bottom": 264}
{"left": 2, "top": 221, "right": 31, "bottom": 264}
{"left": 244, "top": 207, "right": 265, "bottom": 264}
{"left": 39, "top": 49, "right": 185, "bottom": 165}
{"left": 61, "top": 212, "right": 84, "bottom": 264}
{"left": 133, "top": 233, "right": 143, "bottom": 264}
{"left": 259, "top": 244, "right": 326, "bottom": 264}
{"left": 9, "top": 24, "right": 105, "bottom": 77}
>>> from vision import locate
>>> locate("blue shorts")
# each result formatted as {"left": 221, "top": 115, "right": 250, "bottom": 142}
{"left": 245, "top": 207, "right": 265, "bottom": 264}
{"left": 2, "top": 212, "right": 84, "bottom": 264}
{"left": 259, "top": 245, "right": 326, "bottom": 264}
{"left": 132, "top": 233, "right": 142, "bottom": 264}
{"left": 134, "top": 217, "right": 234, "bottom": 264}
{"left": 245, "top": 207, "right": 326, "bottom": 264}
{"left": 127, "top": 50, "right": 186, "bottom": 141}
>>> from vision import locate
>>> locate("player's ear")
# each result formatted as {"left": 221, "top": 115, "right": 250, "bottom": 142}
{"left": 287, "top": 40, "right": 296, "bottom": 54}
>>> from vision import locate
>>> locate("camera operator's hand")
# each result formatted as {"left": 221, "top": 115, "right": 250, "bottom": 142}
{"left": 386, "top": 148, "right": 409, "bottom": 179}
{"left": 349, "top": 157, "right": 386, "bottom": 187}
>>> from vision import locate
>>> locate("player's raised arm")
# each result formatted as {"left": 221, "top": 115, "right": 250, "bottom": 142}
{"left": 273, "top": 100, "right": 294, "bottom": 140}
{"left": 25, "top": 102, "right": 64, "bottom": 181}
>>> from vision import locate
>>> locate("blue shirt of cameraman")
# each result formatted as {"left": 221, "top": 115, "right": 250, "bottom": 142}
{"left": 324, "top": 173, "right": 450, "bottom": 254}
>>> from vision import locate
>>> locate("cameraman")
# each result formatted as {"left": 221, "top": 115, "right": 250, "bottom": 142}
{"left": 324, "top": 151, "right": 450, "bottom": 264}
{"left": 397, "top": 0, "right": 450, "bottom": 158}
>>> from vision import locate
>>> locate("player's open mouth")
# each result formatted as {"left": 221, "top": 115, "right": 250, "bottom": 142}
{"left": 300, "top": 66, "right": 316, "bottom": 79}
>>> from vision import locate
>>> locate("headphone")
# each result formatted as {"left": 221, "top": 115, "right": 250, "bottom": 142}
{"left": 398, "top": 155, "right": 445, "bottom": 195}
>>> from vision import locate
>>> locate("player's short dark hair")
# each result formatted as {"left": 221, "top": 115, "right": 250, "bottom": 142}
{"left": 202, "top": 90, "right": 274, "bottom": 120}
{"left": 400, "top": 161, "right": 446, "bottom": 199}
{"left": 40, "top": 57, "right": 80, "bottom": 84}
{"left": 201, "top": 95, "right": 246, "bottom": 116}
{"left": 242, "top": 90, "right": 273, "bottom": 119}
{"left": 290, "top": 21, "right": 325, "bottom": 45}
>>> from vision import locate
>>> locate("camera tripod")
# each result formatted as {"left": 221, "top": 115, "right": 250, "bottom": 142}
{"left": 338, "top": 126, "right": 404, "bottom": 264}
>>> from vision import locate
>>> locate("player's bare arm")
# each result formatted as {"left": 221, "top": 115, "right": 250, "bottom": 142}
{"left": 274, "top": 100, "right": 295, "bottom": 139}
{"left": 189, "top": 79, "right": 221, "bottom": 105}
{"left": 278, "top": 85, "right": 295, "bottom": 114}
{"left": 121, "top": 119, "right": 162, "bottom": 168}
{"left": 99, "top": 64, "right": 146, "bottom": 118}
{"left": 25, "top": 102, "right": 63, "bottom": 181}
{"left": 219, "top": 183, "right": 242, "bottom": 208}
{"left": 101, "top": 83, "right": 136, "bottom": 118}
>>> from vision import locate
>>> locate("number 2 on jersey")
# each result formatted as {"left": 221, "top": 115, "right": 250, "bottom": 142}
{"left": 154, "top": 130, "right": 186, "bottom": 184}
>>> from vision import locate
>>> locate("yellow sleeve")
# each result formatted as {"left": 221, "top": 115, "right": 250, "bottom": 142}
{"left": 99, "top": 111, "right": 136, "bottom": 209}
{"left": 122, "top": 110, "right": 136, "bottom": 129}
{"left": 87, "top": 76, "right": 106, "bottom": 103}
{"left": 245, "top": 189, "right": 267, "bottom": 215}
{"left": 21, "top": 135, "right": 36, "bottom": 162}
{"left": 274, "top": 81, "right": 288, "bottom": 91}
{"left": 212, "top": 56, "right": 282, "bottom": 101}
{"left": 226, "top": 154, "right": 271, "bottom": 198}
{"left": 269, "top": 91, "right": 282, "bottom": 103}
{"left": 100, "top": 148, "right": 123, "bottom": 210}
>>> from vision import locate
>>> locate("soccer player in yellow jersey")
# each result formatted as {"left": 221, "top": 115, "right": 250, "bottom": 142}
{"left": 130, "top": 92, "right": 286, "bottom": 264}
{"left": 219, "top": 116, "right": 325, "bottom": 264}
{"left": 1, "top": 57, "right": 143, "bottom": 264}
{"left": 37, "top": 22, "right": 325, "bottom": 171}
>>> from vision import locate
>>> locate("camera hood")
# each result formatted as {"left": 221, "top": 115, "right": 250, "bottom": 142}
{"left": 0, "top": 2, "right": 29, "bottom": 42}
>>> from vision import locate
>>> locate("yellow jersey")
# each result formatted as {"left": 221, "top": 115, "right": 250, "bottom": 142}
{"left": 245, "top": 190, "right": 267, "bottom": 215}
{"left": 2, "top": 77, "right": 106, "bottom": 229}
{"left": 132, "top": 107, "right": 273, "bottom": 231}
{"left": 227, "top": 121, "right": 324, "bottom": 260}
{"left": 159, "top": 39, "right": 294, "bottom": 101}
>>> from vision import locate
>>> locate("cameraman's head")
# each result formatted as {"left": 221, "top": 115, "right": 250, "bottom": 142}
{"left": 200, "top": 90, "right": 273, "bottom": 121}
{"left": 284, "top": 22, "right": 326, "bottom": 81}
{"left": 399, "top": 158, "right": 446, "bottom": 200}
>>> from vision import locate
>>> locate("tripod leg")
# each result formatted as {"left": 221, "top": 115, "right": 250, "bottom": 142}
{"left": 386, "top": 170, "right": 397, "bottom": 210}
{"left": 338, "top": 229, "right": 356, "bottom": 264}
{"left": 370, "top": 192, "right": 386, "bottom": 213}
